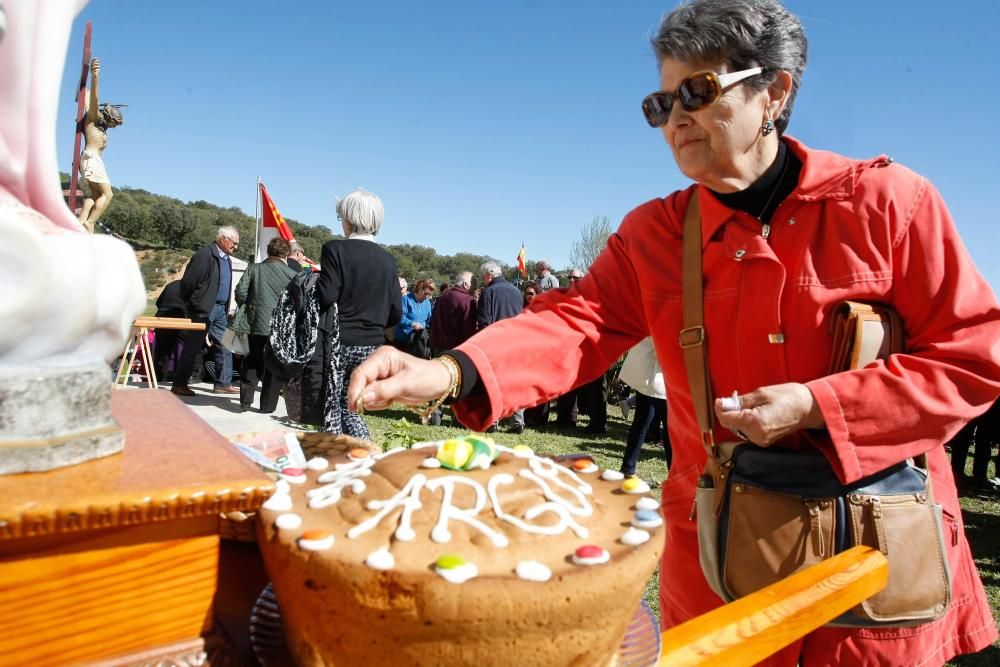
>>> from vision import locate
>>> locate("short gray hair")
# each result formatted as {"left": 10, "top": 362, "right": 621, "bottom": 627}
{"left": 455, "top": 271, "right": 473, "bottom": 288}
{"left": 216, "top": 225, "right": 239, "bottom": 242}
{"left": 651, "top": 0, "right": 807, "bottom": 134}
{"left": 337, "top": 188, "right": 384, "bottom": 235}
{"left": 290, "top": 241, "right": 304, "bottom": 254}
{"left": 479, "top": 261, "right": 502, "bottom": 278}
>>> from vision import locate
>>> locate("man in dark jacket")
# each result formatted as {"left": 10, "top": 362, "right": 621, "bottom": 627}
{"left": 171, "top": 226, "right": 241, "bottom": 396}
{"left": 429, "top": 271, "right": 477, "bottom": 355}
{"left": 425, "top": 271, "right": 478, "bottom": 425}
{"left": 477, "top": 261, "right": 525, "bottom": 433}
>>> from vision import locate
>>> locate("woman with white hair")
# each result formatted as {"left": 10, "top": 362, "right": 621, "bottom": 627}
{"left": 316, "top": 189, "right": 401, "bottom": 438}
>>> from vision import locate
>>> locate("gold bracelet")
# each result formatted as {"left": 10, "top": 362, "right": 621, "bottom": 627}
{"left": 408, "top": 355, "right": 462, "bottom": 425}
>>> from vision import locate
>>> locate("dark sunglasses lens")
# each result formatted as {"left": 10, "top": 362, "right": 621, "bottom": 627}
{"left": 678, "top": 73, "right": 719, "bottom": 111}
{"left": 642, "top": 92, "right": 672, "bottom": 127}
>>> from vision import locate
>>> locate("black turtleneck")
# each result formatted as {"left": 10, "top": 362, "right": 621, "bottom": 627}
{"left": 711, "top": 140, "right": 801, "bottom": 225}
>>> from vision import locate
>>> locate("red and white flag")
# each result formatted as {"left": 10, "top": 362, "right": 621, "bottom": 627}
{"left": 256, "top": 180, "right": 296, "bottom": 262}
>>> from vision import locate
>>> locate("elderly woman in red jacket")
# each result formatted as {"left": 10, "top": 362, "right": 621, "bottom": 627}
{"left": 347, "top": 1, "right": 1000, "bottom": 663}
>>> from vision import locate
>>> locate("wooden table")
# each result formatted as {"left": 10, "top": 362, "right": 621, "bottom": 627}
{"left": 115, "top": 316, "right": 205, "bottom": 390}
{"left": 0, "top": 391, "right": 274, "bottom": 666}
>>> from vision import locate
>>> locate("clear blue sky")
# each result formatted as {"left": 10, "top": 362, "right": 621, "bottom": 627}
{"left": 58, "top": 1, "right": 999, "bottom": 291}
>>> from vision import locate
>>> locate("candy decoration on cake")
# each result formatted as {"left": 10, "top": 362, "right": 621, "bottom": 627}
{"left": 515, "top": 560, "right": 553, "bottom": 582}
{"left": 601, "top": 469, "right": 625, "bottom": 481}
{"left": 280, "top": 467, "right": 308, "bottom": 484}
{"left": 298, "top": 529, "right": 335, "bottom": 551}
{"left": 435, "top": 436, "right": 499, "bottom": 471}
{"left": 620, "top": 527, "right": 651, "bottom": 545}
{"left": 275, "top": 513, "right": 303, "bottom": 530}
{"left": 421, "top": 457, "right": 442, "bottom": 469}
{"left": 306, "top": 457, "right": 329, "bottom": 471}
{"left": 635, "top": 497, "right": 659, "bottom": 512}
{"left": 348, "top": 448, "right": 371, "bottom": 461}
{"left": 365, "top": 547, "right": 395, "bottom": 570}
{"left": 621, "top": 477, "right": 651, "bottom": 494}
{"left": 263, "top": 492, "right": 294, "bottom": 512}
{"left": 572, "top": 544, "right": 610, "bottom": 566}
{"left": 571, "top": 458, "right": 599, "bottom": 474}
{"left": 512, "top": 444, "right": 534, "bottom": 458}
{"left": 631, "top": 510, "right": 663, "bottom": 529}
{"left": 435, "top": 554, "right": 478, "bottom": 583}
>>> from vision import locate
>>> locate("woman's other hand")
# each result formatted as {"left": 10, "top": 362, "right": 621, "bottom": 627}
{"left": 713, "top": 382, "right": 824, "bottom": 445}
{"left": 348, "top": 346, "right": 451, "bottom": 412}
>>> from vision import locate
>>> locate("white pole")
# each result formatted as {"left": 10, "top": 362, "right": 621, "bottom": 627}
{"left": 254, "top": 176, "right": 261, "bottom": 263}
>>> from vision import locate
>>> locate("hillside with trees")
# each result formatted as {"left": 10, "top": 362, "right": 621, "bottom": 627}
{"left": 62, "top": 176, "right": 515, "bottom": 295}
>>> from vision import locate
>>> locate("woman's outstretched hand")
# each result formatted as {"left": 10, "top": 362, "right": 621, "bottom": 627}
{"left": 348, "top": 346, "right": 452, "bottom": 412}
{"left": 713, "top": 382, "right": 825, "bottom": 445}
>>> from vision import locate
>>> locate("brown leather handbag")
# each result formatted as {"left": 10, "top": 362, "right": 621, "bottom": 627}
{"left": 680, "top": 192, "right": 952, "bottom": 627}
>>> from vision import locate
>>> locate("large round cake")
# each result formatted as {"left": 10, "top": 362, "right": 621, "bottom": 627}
{"left": 257, "top": 436, "right": 663, "bottom": 667}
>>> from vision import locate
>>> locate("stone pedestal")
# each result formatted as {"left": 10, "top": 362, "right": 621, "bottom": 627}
{"left": 0, "top": 363, "right": 123, "bottom": 474}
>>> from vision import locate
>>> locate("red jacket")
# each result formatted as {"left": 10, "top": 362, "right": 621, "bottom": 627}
{"left": 454, "top": 137, "right": 1000, "bottom": 665}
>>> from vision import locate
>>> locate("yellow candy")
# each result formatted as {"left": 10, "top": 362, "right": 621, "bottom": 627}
{"left": 622, "top": 477, "right": 643, "bottom": 493}
{"left": 437, "top": 439, "right": 474, "bottom": 470}
{"left": 436, "top": 554, "right": 466, "bottom": 570}
{"left": 513, "top": 444, "right": 534, "bottom": 454}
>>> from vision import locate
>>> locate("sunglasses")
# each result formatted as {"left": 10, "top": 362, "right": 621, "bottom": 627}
{"left": 569, "top": 276, "right": 582, "bottom": 281}
{"left": 641, "top": 67, "right": 763, "bottom": 128}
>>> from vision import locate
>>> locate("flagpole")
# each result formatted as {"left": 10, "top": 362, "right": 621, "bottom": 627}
{"left": 254, "top": 177, "right": 261, "bottom": 263}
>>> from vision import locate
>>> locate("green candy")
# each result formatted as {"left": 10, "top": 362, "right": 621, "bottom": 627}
{"left": 436, "top": 554, "right": 466, "bottom": 570}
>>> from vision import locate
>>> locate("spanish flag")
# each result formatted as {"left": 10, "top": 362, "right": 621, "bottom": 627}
{"left": 256, "top": 180, "right": 296, "bottom": 262}
{"left": 517, "top": 243, "right": 527, "bottom": 278}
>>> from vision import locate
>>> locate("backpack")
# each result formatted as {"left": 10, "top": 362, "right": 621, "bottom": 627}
{"left": 267, "top": 271, "right": 324, "bottom": 381}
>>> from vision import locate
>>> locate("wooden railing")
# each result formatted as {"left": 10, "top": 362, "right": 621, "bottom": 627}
{"left": 659, "top": 546, "right": 889, "bottom": 666}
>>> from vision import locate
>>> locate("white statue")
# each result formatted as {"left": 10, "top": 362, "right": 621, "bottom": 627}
{"left": 0, "top": 0, "right": 146, "bottom": 473}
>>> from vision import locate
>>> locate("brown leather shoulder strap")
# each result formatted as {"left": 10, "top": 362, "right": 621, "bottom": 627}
{"left": 678, "top": 189, "right": 716, "bottom": 453}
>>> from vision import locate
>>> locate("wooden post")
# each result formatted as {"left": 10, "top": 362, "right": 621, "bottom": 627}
{"left": 659, "top": 546, "right": 889, "bottom": 666}
{"left": 68, "top": 21, "right": 92, "bottom": 216}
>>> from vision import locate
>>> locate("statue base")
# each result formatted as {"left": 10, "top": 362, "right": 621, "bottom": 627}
{"left": 0, "top": 363, "right": 124, "bottom": 475}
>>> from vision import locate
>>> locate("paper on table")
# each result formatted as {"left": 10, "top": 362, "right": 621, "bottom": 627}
{"left": 231, "top": 431, "right": 307, "bottom": 472}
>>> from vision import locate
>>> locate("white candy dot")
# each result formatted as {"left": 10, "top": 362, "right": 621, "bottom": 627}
{"left": 275, "top": 480, "right": 291, "bottom": 494}
{"left": 275, "top": 513, "right": 303, "bottom": 530}
{"left": 366, "top": 547, "right": 395, "bottom": 570}
{"left": 306, "top": 457, "right": 329, "bottom": 471}
{"left": 515, "top": 561, "right": 552, "bottom": 582}
{"left": 263, "top": 493, "right": 293, "bottom": 512}
{"left": 421, "top": 457, "right": 442, "bottom": 469}
{"left": 601, "top": 470, "right": 625, "bottom": 481}
{"left": 620, "top": 527, "right": 651, "bottom": 546}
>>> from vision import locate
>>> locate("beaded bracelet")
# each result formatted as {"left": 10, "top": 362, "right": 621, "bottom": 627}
{"left": 408, "top": 355, "right": 462, "bottom": 425}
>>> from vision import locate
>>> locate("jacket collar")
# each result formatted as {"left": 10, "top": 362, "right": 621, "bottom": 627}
{"left": 696, "top": 135, "right": 859, "bottom": 249}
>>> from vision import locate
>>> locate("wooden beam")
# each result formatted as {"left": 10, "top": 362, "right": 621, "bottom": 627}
{"left": 68, "top": 22, "right": 92, "bottom": 216}
{"left": 659, "top": 546, "right": 888, "bottom": 666}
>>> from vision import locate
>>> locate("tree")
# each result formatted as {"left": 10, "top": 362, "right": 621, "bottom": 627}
{"left": 569, "top": 215, "right": 612, "bottom": 270}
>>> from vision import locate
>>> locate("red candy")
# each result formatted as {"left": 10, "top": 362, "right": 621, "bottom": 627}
{"left": 571, "top": 458, "right": 595, "bottom": 471}
{"left": 281, "top": 467, "right": 305, "bottom": 476}
{"left": 575, "top": 545, "right": 604, "bottom": 559}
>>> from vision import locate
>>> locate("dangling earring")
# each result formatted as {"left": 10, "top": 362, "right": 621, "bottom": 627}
{"left": 761, "top": 117, "right": 775, "bottom": 136}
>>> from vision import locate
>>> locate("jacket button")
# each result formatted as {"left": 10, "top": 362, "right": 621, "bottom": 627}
{"left": 768, "top": 333, "right": 785, "bottom": 344}
{"left": 788, "top": 217, "right": 797, "bottom": 225}
{"left": 734, "top": 249, "right": 746, "bottom": 259}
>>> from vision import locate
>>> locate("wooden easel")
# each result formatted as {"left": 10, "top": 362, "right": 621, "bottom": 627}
{"left": 67, "top": 22, "right": 93, "bottom": 216}
{"left": 115, "top": 316, "right": 206, "bottom": 389}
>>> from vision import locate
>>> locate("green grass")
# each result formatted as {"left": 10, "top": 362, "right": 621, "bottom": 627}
{"left": 356, "top": 406, "right": 999, "bottom": 663}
